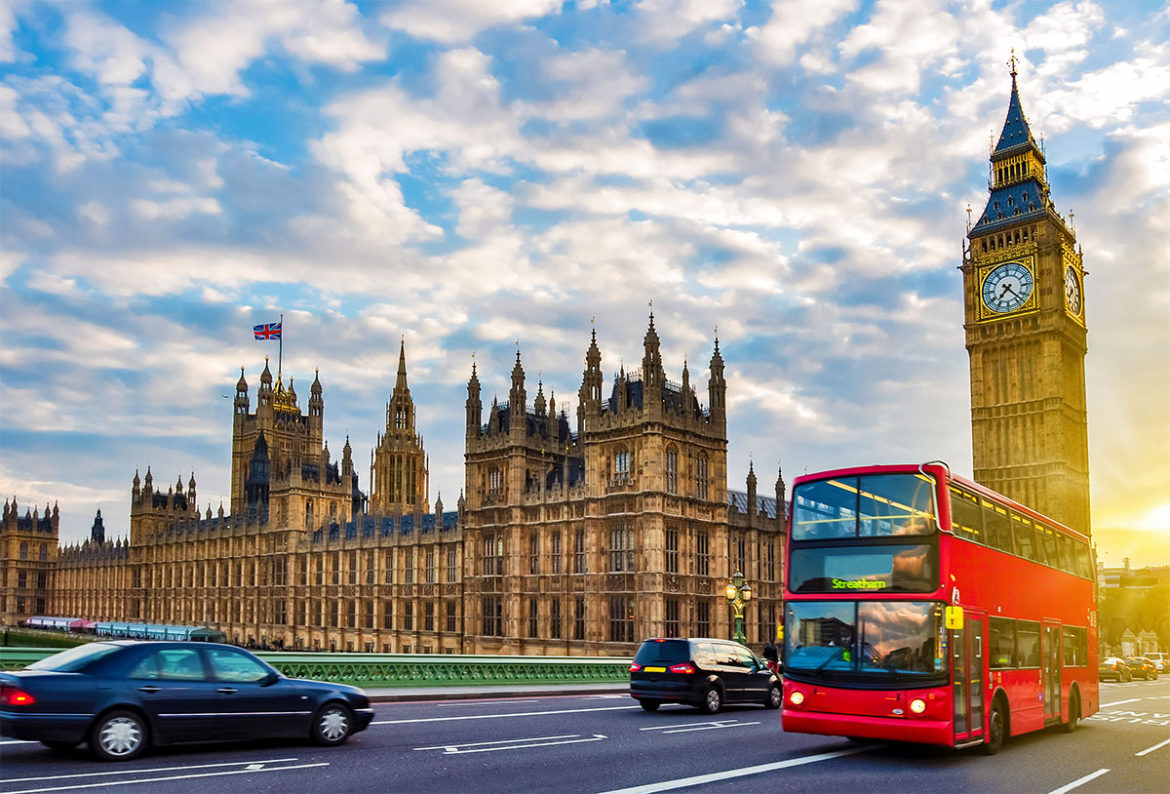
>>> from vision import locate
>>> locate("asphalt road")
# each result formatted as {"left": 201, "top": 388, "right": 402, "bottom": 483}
{"left": 2, "top": 679, "right": 1167, "bottom": 793}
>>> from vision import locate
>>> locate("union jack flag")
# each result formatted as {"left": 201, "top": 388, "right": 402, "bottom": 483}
{"left": 253, "top": 322, "right": 281, "bottom": 340}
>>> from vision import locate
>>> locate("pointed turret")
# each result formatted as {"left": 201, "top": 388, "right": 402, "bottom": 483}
{"left": 641, "top": 311, "right": 663, "bottom": 391}
{"left": 509, "top": 348, "right": 527, "bottom": 438}
{"left": 466, "top": 360, "right": 482, "bottom": 440}
{"left": 579, "top": 326, "right": 604, "bottom": 435}
{"left": 91, "top": 509, "right": 106, "bottom": 544}
{"left": 235, "top": 366, "right": 249, "bottom": 418}
{"left": 775, "top": 460, "right": 787, "bottom": 523}
{"left": 746, "top": 460, "right": 758, "bottom": 518}
{"left": 708, "top": 336, "right": 726, "bottom": 424}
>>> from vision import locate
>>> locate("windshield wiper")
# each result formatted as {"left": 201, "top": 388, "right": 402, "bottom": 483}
{"left": 814, "top": 645, "right": 847, "bottom": 674}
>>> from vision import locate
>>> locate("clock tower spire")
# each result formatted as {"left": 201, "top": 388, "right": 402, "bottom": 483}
{"left": 962, "top": 61, "right": 1090, "bottom": 535}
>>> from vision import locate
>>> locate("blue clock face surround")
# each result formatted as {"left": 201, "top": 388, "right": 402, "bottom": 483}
{"left": 981, "top": 261, "right": 1034, "bottom": 313}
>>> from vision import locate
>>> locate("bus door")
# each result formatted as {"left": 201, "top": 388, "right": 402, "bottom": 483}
{"left": 950, "top": 609, "right": 985, "bottom": 745}
{"left": 1042, "top": 621, "right": 1062, "bottom": 723}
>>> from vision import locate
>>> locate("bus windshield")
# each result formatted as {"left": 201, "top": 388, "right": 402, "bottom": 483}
{"left": 791, "top": 473, "right": 937, "bottom": 540}
{"left": 784, "top": 600, "right": 946, "bottom": 686}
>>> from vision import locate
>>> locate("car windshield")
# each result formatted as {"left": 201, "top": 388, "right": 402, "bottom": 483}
{"left": 784, "top": 601, "right": 947, "bottom": 686}
{"left": 25, "top": 642, "right": 122, "bottom": 672}
{"left": 792, "top": 474, "right": 937, "bottom": 540}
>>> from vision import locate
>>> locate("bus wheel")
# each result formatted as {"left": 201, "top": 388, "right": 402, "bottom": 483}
{"left": 1061, "top": 692, "right": 1079, "bottom": 733}
{"left": 982, "top": 703, "right": 1006, "bottom": 756}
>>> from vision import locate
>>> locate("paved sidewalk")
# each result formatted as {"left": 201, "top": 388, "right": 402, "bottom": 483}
{"left": 363, "top": 682, "right": 628, "bottom": 702}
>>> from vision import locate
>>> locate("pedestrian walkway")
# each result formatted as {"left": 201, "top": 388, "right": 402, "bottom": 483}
{"left": 364, "top": 681, "right": 627, "bottom": 702}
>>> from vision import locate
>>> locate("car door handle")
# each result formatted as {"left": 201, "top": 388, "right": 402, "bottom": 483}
{"left": 138, "top": 685, "right": 161, "bottom": 693}
{"left": 217, "top": 687, "right": 238, "bottom": 694}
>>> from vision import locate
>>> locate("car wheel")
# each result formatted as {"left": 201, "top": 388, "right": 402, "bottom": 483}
{"left": 639, "top": 700, "right": 661, "bottom": 712}
{"left": 764, "top": 685, "right": 782, "bottom": 710}
{"left": 982, "top": 703, "right": 1006, "bottom": 756}
{"left": 701, "top": 685, "right": 722, "bottom": 714}
{"left": 311, "top": 703, "right": 354, "bottom": 746}
{"left": 1061, "top": 691, "right": 1079, "bottom": 733}
{"left": 41, "top": 740, "right": 77, "bottom": 752}
{"left": 90, "top": 710, "right": 147, "bottom": 761}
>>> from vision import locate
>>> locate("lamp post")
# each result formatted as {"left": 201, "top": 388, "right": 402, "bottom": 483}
{"left": 724, "top": 571, "right": 752, "bottom": 646}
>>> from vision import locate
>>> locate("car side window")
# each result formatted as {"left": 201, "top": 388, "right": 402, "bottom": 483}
{"left": 130, "top": 648, "right": 205, "bottom": 681}
{"left": 735, "top": 646, "right": 757, "bottom": 668}
{"left": 208, "top": 647, "right": 271, "bottom": 683}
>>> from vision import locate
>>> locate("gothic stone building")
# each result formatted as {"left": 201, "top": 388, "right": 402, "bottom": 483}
{"left": 53, "top": 319, "right": 785, "bottom": 655}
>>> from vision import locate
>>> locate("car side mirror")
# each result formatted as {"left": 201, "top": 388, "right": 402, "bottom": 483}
{"left": 261, "top": 671, "right": 280, "bottom": 686}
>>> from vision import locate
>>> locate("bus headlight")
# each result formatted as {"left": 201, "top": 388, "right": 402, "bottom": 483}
{"left": 909, "top": 698, "right": 927, "bottom": 714}
{"left": 790, "top": 691, "right": 805, "bottom": 705}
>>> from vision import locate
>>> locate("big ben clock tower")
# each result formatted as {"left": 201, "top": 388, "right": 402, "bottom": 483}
{"left": 962, "top": 61, "right": 1091, "bottom": 536}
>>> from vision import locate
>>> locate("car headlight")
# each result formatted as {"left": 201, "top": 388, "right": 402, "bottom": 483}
{"left": 789, "top": 691, "right": 805, "bottom": 705}
{"left": 909, "top": 698, "right": 927, "bottom": 714}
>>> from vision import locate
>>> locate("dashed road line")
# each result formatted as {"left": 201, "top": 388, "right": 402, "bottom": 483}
{"left": 1046, "top": 768, "right": 1110, "bottom": 794}
{"left": 595, "top": 745, "right": 879, "bottom": 794}
{"left": 1135, "top": 737, "right": 1170, "bottom": 757}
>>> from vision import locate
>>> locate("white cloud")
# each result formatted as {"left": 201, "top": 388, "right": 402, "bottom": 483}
{"left": 746, "top": 0, "right": 858, "bottom": 66}
{"left": 130, "top": 196, "right": 223, "bottom": 220}
{"left": 381, "top": 0, "right": 562, "bottom": 44}
{"left": 635, "top": 0, "right": 744, "bottom": 46}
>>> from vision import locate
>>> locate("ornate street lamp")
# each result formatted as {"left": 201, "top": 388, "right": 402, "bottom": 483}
{"left": 724, "top": 571, "right": 752, "bottom": 645}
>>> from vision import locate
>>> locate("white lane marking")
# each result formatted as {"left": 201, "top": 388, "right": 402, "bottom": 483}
{"left": 414, "top": 733, "right": 607, "bottom": 754}
{"left": 1101, "top": 698, "right": 1142, "bottom": 708}
{"left": 374, "top": 704, "right": 637, "bottom": 724}
{"left": 1135, "top": 737, "right": 1170, "bottom": 757}
{"left": 3, "top": 763, "right": 330, "bottom": 794}
{"left": 1046, "top": 768, "right": 1110, "bottom": 794}
{"left": 2, "top": 758, "right": 301, "bottom": 783}
{"left": 639, "top": 719, "right": 759, "bottom": 734}
{"left": 596, "top": 745, "right": 878, "bottom": 794}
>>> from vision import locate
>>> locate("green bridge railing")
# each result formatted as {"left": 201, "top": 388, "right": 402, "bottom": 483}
{"left": 0, "top": 647, "right": 632, "bottom": 689}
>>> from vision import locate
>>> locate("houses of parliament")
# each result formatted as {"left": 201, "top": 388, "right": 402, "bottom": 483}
{"left": 1, "top": 72, "right": 1093, "bottom": 652}
{"left": 3, "top": 317, "right": 787, "bottom": 655}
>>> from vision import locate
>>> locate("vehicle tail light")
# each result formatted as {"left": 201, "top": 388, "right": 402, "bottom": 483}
{"left": 668, "top": 663, "right": 695, "bottom": 674}
{"left": 0, "top": 685, "right": 35, "bottom": 707}
{"left": 629, "top": 663, "right": 642, "bottom": 672}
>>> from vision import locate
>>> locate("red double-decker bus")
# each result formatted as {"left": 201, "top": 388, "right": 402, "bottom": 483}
{"left": 781, "top": 462, "right": 1097, "bottom": 755}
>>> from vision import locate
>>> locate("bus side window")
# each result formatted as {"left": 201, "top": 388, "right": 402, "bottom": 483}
{"left": 1011, "top": 513, "right": 1038, "bottom": 561}
{"left": 1057, "top": 534, "right": 1075, "bottom": 575}
{"left": 1074, "top": 541, "right": 1092, "bottom": 579}
{"left": 989, "top": 617, "right": 1016, "bottom": 668}
{"left": 1038, "top": 524, "right": 1059, "bottom": 568}
{"left": 984, "top": 502, "right": 1011, "bottom": 552}
{"left": 1016, "top": 621, "right": 1041, "bottom": 667}
{"left": 949, "top": 487, "right": 983, "bottom": 543}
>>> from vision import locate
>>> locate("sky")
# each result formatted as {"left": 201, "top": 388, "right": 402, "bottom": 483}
{"left": 1, "top": 0, "right": 1168, "bottom": 568}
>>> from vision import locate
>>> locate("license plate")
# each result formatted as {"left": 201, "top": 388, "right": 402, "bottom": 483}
{"left": 644, "top": 666, "right": 666, "bottom": 672}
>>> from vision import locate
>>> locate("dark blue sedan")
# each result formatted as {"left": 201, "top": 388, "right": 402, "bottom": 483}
{"left": 0, "top": 641, "right": 374, "bottom": 760}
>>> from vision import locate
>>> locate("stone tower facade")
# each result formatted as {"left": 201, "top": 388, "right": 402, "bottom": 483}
{"left": 0, "top": 499, "right": 59, "bottom": 624}
{"left": 461, "top": 316, "right": 785, "bottom": 655}
{"left": 228, "top": 361, "right": 360, "bottom": 530}
{"left": 369, "top": 340, "right": 429, "bottom": 515}
{"left": 962, "top": 66, "right": 1091, "bottom": 534}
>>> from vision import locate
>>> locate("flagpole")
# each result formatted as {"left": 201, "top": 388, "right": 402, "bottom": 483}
{"left": 278, "top": 313, "right": 284, "bottom": 379}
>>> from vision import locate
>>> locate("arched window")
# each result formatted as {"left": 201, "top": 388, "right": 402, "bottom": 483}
{"left": 488, "top": 468, "right": 503, "bottom": 499}
{"left": 696, "top": 453, "right": 709, "bottom": 500}
{"left": 614, "top": 447, "right": 631, "bottom": 484}
{"left": 19, "top": 541, "right": 28, "bottom": 560}
{"left": 305, "top": 499, "right": 314, "bottom": 529}
{"left": 665, "top": 446, "right": 679, "bottom": 494}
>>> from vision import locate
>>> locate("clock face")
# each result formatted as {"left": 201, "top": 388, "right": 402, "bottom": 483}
{"left": 1065, "top": 266, "right": 1082, "bottom": 315}
{"left": 981, "top": 261, "right": 1034, "bottom": 314}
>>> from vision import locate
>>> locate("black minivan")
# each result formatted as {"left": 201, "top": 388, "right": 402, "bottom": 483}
{"left": 629, "top": 637, "right": 781, "bottom": 713}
